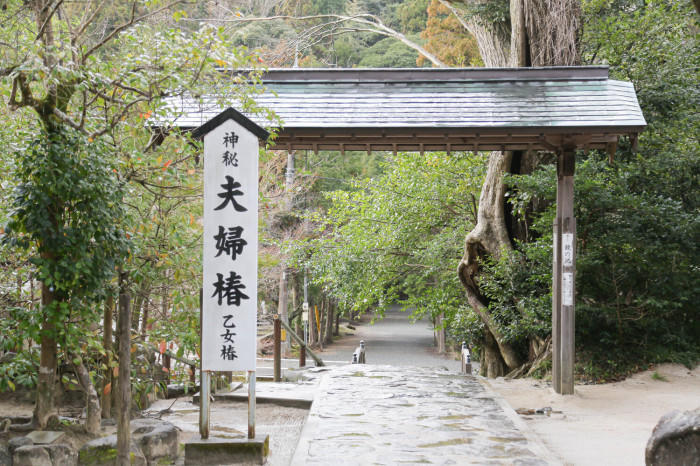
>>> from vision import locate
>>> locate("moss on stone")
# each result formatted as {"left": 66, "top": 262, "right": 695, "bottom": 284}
{"left": 78, "top": 446, "right": 117, "bottom": 464}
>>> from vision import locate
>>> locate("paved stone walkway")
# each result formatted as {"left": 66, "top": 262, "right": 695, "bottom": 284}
{"left": 320, "top": 307, "right": 463, "bottom": 371}
{"left": 292, "top": 365, "right": 551, "bottom": 465}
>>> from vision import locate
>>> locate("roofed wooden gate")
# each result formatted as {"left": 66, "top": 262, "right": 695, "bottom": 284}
{"left": 173, "top": 66, "right": 646, "bottom": 394}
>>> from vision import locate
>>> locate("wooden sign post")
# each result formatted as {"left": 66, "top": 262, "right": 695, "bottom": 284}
{"left": 194, "top": 108, "right": 269, "bottom": 438}
{"left": 552, "top": 148, "right": 576, "bottom": 395}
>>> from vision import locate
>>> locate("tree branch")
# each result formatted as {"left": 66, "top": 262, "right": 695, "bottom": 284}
{"left": 89, "top": 96, "right": 149, "bottom": 140}
{"left": 438, "top": 0, "right": 474, "bottom": 36}
{"left": 35, "top": 0, "right": 64, "bottom": 41}
{"left": 74, "top": 0, "right": 107, "bottom": 42}
{"left": 81, "top": 1, "right": 186, "bottom": 63}
{"left": 9, "top": 74, "right": 39, "bottom": 110}
{"left": 52, "top": 107, "right": 85, "bottom": 132}
{"left": 182, "top": 13, "right": 448, "bottom": 67}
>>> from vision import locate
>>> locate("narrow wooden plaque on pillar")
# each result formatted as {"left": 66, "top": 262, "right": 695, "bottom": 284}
{"left": 553, "top": 149, "right": 576, "bottom": 395}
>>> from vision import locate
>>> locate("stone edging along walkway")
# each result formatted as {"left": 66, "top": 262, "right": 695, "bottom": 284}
{"left": 291, "top": 365, "right": 557, "bottom": 465}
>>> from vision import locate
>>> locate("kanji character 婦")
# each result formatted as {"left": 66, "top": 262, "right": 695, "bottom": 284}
{"left": 214, "top": 226, "right": 247, "bottom": 260}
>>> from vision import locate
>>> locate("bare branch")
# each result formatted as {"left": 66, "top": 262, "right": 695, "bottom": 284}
{"left": 110, "top": 80, "right": 153, "bottom": 99}
{"left": 36, "top": 0, "right": 64, "bottom": 41}
{"left": 74, "top": 0, "right": 108, "bottom": 42}
{"left": 81, "top": 1, "right": 186, "bottom": 63}
{"left": 52, "top": 107, "right": 86, "bottom": 132}
{"left": 182, "top": 13, "right": 448, "bottom": 67}
{"left": 438, "top": 0, "right": 474, "bottom": 36}
{"left": 0, "top": 65, "right": 17, "bottom": 78}
{"left": 88, "top": 96, "right": 149, "bottom": 140}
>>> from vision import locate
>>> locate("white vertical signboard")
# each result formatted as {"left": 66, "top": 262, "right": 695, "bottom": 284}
{"left": 562, "top": 272, "right": 574, "bottom": 307}
{"left": 201, "top": 111, "right": 266, "bottom": 372}
{"left": 562, "top": 233, "right": 574, "bottom": 267}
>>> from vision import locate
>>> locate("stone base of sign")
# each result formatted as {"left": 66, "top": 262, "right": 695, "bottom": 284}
{"left": 184, "top": 436, "right": 269, "bottom": 465}
{"left": 193, "top": 391, "right": 312, "bottom": 409}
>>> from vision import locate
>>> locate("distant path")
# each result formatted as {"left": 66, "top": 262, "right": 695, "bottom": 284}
{"left": 320, "top": 305, "right": 461, "bottom": 371}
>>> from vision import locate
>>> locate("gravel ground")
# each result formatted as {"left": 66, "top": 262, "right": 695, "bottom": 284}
{"left": 148, "top": 398, "right": 309, "bottom": 466}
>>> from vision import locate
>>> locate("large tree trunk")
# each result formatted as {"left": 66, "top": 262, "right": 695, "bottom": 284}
{"left": 451, "top": 0, "right": 580, "bottom": 377}
{"left": 458, "top": 151, "right": 523, "bottom": 375}
{"left": 438, "top": 0, "right": 510, "bottom": 67}
{"left": 34, "top": 282, "right": 57, "bottom": 428}
{"left": 523, "top": 0, "right": 580, "bottom": 67}
{"left": 480, "top": 327, "right": 507, "bottom": 377}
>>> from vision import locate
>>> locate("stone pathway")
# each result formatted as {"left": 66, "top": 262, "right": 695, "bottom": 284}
{"left": 292, "top": 365, "right": 552, "bottom": 465}
{"left": 320, "top": 307, "right": 463, "bottom": 371}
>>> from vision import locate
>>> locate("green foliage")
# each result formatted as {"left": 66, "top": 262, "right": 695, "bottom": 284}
{"left": 480, "top": 243, "right": 552, "bottom": 347}
{"left": 332, "top": 36, "right": 366, "bottom": 67}
{"left": 294, "top": 150, "right": 485, "bottom": 342}
{"left": 463, "top": 0, "right": 699, "bottom": 380}
{"left": 0, "top": 348, "right": 39, "bottom": 392}
{"left": 582, "top": 0, "right": 698, "bottom": 124}
{"left": 1, "top": 129, "right": 127, "bottom": 366}
{"left": 232, "top": 20, "right": 297, "bottom": 51}
{"left": 579, "top": 0, "right": 699, "bottom": 375}
{"left": 0, "top": 127, "right": 127, "bottom": 391}
{"left": 505, "top": 146, "right": 699, "bottom": 378}
{"left": 304, "top": 0, "right": 348, "bottom": 15}
{"left": 4, "top": 129, "right": 128, "bottom": 307}
{"left": 395, "top": 0, "right": 430, "bottom": 33}
{"left": 0, "top": 306, "right": 40, "bottom": 391}
{"left": 0, "top": 1, "right": 274, "bottom": 401}
{"left": 357, "top": 35, "right": 427, "bottom": 67}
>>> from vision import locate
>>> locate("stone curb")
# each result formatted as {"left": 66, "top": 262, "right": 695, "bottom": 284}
{"left": 192, "top": 391, "right": 313, "bottom": 409}
{"left": 478, "top": 376, "right": 561, "bottom": 464}
{"left": 289, "top": 373, "right": 328, "bottom": 466}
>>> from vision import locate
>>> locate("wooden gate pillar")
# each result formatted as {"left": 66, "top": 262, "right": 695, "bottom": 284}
{"left": 553, "top": 147, "right": 576, "bottom": 394}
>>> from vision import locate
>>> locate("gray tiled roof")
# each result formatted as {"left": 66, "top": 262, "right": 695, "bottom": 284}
{"left": 165, "top": 67, "right": 645, "bottom": 152}
{"left": 168, "top": 67, "right": 644, "bottom": 130}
